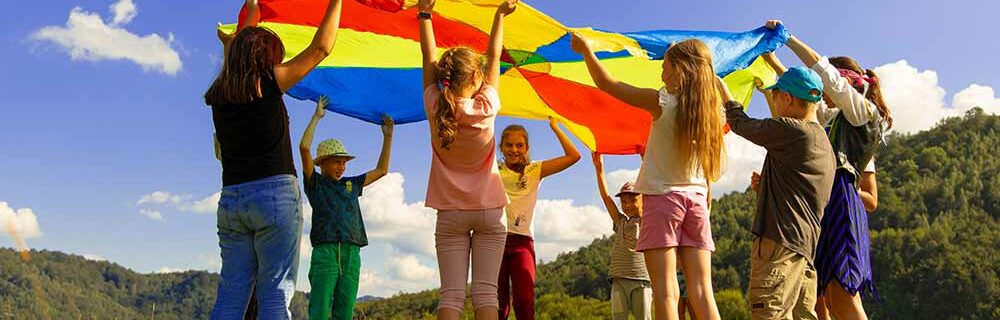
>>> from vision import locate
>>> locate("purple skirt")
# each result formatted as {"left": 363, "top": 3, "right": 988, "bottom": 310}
{"left": 815, "top": 171, "right": 878, "bottom": 299}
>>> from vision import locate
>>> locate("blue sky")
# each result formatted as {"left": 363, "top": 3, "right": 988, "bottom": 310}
{"left": 2, "top": 0, "right": 999, "bottom": 296}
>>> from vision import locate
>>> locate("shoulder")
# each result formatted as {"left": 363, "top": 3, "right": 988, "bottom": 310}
{"left": 474, "top": 85, "right": 501, "bottom": 114}
{"left": 423, "top": 85, "right": 441, "bottom": 113}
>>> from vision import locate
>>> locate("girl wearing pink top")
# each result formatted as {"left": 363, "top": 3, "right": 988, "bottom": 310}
{"left": 418, "top": 1, "right": 518, "bottom": 319}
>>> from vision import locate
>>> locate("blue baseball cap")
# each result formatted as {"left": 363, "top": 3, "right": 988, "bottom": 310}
{"left": 765, "top": 66, "right": 824, "bottom": 103}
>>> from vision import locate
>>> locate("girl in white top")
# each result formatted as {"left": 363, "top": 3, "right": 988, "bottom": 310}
{"left": 571, "top": 34, "right": 726, "bottom": 320}
{"left": 496, "top": 117, "right": 580, "bottom": 319}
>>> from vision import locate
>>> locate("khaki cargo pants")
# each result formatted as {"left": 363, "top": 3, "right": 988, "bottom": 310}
{"left": 749, "top": 237, "right": 818, "bottom": 320}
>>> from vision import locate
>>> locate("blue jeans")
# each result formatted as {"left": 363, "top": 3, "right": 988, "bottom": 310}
{"left": 211, "top": 174, "right": 303, "bottom": 320}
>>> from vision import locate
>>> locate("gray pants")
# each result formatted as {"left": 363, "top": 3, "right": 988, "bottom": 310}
{"left": 611, "top": 278, "right": 652, "bottom": 320}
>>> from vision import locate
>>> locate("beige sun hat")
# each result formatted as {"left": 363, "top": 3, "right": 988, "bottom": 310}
{"left": 314, "top": 139, "right": 355, "bottom": 165}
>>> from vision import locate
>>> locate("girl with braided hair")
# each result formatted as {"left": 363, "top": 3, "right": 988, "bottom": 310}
{"left": 418, "top": 0, "right": 519, "bottom": 319}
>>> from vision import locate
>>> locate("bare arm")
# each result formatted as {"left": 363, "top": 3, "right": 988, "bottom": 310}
{"left": 570, "top": 32, "right": 661, "bottom": 118}
{"left": 418, "top": 0, "right": 437, "bottom": 88}
{"left": 761, "top": 51, "right": 787, "bottom": 76}
{"left": 299, "top": 97, "right": 327, "bottom": 183}
{"left": 274, "top": 0, "right": 343, "bottom": 92}
{"left": 364, "top": 115, "right": 395, "bottom": 186}
{"left": 216, "top": 0, "right": 260, "bottom": 56}
{"left": 591, "top": 153, "right": 621, "bottom": 223}
{"left": 484, "top": 1, "right": 518, "bottom": 88}
{"left": 859, "top": 171, "right": 878, "bottom": 212}
{"left": 540, "top": 117, "right": 581, "bottom": 178}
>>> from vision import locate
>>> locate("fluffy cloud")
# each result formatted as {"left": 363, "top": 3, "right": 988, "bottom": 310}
{"left": 533, "top": 199, "right": 613, "bottom": 262}
{"left": 31, "top": 0, "right": 182, "bottom": 75}
{"left": 387, "top": 254, "right": 437, "bottom": 282}
{"left": 136, "top": 191, "right": 219, "bottom": 218}
{"left": 139, "top": 209, "right": 163, "bottom": 221}
{"left": 358, "top": 173, "right": 437, "bottom": 258}
{"left": 109, "top": 0, "right": 137, "bottom": 26}
{"left": 82, "top": 254, "right": 106, "bottom": 261}
{"left": 1, "top": 201, "right": 43, "bottom": 239}
{"left": 874, "top": 60, "right": 1000, "bottom": 134}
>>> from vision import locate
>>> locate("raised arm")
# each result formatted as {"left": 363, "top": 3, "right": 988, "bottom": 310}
{"left": 274, "top": 0, "right": 343, "bottom": 92}
{"left": 418, "top": 0, "right": 437, "bottom": 88}
{"left": 540, "top": 117, "right": 581, "bottom": 178}
{"left": 570, "top": 32, "right": 661, "bottom": 118}
{"left": 216, "top": 0, "right": 260, "bottom": 54}
{"left": 591, "top": 153, "right": 621, "bottom": 223}
{"left": 755, "top": 78, "right": 779, "bottom": 118}
{"left": 299, "top": 97, "right": 327, "bottom": 183}
{"left": 484, "top": 0, "right": 518, "bottom": 88}
{"left": 364, "top": 115, "right": 395, "bottom": 186}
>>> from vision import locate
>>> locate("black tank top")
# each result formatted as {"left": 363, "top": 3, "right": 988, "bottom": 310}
{"left": 211, "top": 74, "right": 296, "bottom": 186}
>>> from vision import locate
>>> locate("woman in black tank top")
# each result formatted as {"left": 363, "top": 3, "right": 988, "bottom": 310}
{"left": 204, "top": 1, "right": 345, "bottom": 318}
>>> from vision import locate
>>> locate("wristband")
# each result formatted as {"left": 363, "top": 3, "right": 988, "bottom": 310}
{"left": 417, "top": 11, "right": 432, "bottom": 20}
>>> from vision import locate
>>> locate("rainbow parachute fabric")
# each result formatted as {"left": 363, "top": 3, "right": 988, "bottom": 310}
{"left": 221, "top": 0, "right": 789, "bottom": 154}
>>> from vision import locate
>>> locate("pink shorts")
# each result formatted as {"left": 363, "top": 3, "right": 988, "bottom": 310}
{"left": 636, "top": 190, "right": 715, "bottom": 252}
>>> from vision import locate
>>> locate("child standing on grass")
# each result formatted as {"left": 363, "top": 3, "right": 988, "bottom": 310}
{"left": 592, "top": 153, "right": 651, "bottom": 320}
{"left": 496, "top": 118, "right": 581, "bottom": 320}
{"left": 419, "top": 1, "right": 519, "bottom": 319}
{"left": 571, "top": 34, "right": 725, "bottom": 320}
{"left": 299, "top": 97, "right": 394, "bottom": 320}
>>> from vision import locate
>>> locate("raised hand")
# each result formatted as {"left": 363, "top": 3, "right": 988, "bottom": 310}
{"left": 418, "top": 0, "right": 435, "bottom": 12}
{"left": 381, "top": 114, "right": 395, "bottom": 137}
{"left": 570, "top": 32, "right": 592, "bottom": 55}
{"left": 765, "top": 20, "right": 782, "bottom": 30}
{"left": 548, "top": 116, "right": 559, "bottom": 129}
{"left": 314, "top": 96, "right": 328, "bottom": 119}
{"left": 591, "top": 152, "right": 603, "bottom": 169}
{"left": 497, "top": 0, "right": 519, "bottom": 16}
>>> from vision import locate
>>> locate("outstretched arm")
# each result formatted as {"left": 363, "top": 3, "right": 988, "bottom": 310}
{"left": 540, "top": 117, "right": 581, "bottom": 178}
{"left": 274, "top": 0, "right": 343, "bottom": 92}
{"left": 484, "top": 0, "right": 518, "bottom": 88}
{"left": 299, "top": 97, "right": 327, "bottom": 183}
{"left": 591, "top": 153, "right": 621, "bottom": 223}
{"left": 570, "top": 32, "right": 661, "bottom": 118}
{"left": 364, "top": 115, "right": 395, "bottom": 186}
{"left": 418, "top": 0, "right": 437, "bottom": 88}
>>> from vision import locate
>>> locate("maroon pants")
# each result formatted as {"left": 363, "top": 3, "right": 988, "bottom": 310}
{"left": 498, "top": 233, "right": 536, "bottom": 319}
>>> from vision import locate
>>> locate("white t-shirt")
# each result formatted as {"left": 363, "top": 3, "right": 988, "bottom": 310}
{"left": 634, "top": 88, "right": 709, "bottom": 195}
{"left": 812, "top": 57, "right": 882, "bottom": 127}
{"left": 499, "top": 161, "right": 543, "bottom": 237}
{"left": 864, "top": 158, "right": 876, "bottom": 173}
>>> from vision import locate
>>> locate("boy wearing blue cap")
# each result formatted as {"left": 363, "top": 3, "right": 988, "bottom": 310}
{"left": 717, "top": 60, "right": 836, "bottom": 319}
{"left": 299, "top": 96, "right": 394, "bottom": 320}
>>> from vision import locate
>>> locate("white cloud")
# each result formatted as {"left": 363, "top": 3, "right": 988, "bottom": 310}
{"left": 873, "top": 60, "right": 1000, "bottom": 134}
{"left": 137, "top": 191, "right": 182, "bottom": 206}
{"left": 716, "top": 134, "right": 766, "bottom": 196}
{"left": 109, "top": 0, "right": 137, "bottom": 26}
{"left": 1, "top": 201, "right": 43, "bottom": 239}
{"left": 83, "top": 254, "right": 106, "bottom": 261}
{"left": 155, "top": 267, "right": 190, "bottom": 274}
{"left": 359, "top": 173, "right": 437, "bottom": 258}
{"left": 533, "top": 199, "right": 612, "bottom": 262}
{"left": 180, "top": 192, "right": 221, "bottom": 214}
{"left": 31, "top": 1, "right": 182, "bottom": 75}
{"left": 606, "top": 168, "right": 639, "bottom": 198}
{"left": 136, "top": 191, "right": 219, "bottom": 218}
{"left": 139, "top": 209, "right": 163, "bottom": 221}
{"left": 387, "top": 254, "right": 437, "bottom": 282}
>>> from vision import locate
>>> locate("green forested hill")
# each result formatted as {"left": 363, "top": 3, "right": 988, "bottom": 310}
{"left": 1, "top": 109, "right": 998, "bottom": 319}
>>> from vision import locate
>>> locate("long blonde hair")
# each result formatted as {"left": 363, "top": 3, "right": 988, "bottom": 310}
{"left": 434, "top": 47, "right": 483, "bottom": 149}
{"left": 666, "top": 39, "right": 725, "bottom": 181}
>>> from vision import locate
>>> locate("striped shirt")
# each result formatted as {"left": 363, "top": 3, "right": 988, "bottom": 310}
{"left": 609, "top": 214, "right": 649, "bottom": 281}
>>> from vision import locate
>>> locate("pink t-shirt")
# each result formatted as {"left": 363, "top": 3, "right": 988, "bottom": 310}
{"left": 423, "top": 85, "right": 509, "bottom": 210}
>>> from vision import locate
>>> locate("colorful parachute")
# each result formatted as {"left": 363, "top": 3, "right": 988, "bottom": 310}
{"left": 220, "top": 0, "right": 789, "bottom": 154}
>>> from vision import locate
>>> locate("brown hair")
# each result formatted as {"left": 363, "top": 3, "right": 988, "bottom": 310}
{"left": 205, "top": 27, "right": 285, "bottom": 106}
{"left": 829, "top": 56, "right": 894, "bottom": 129}
{"left": 500, "top": 124, "right": 531, "bottom": 174}
{"left": 434, "top": 47, "right": 484, "bottom": 149}
{"left": 665, "top": 39, "right": 725, "bottom": 181}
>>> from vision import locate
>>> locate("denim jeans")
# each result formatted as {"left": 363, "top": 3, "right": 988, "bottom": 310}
{"left": 211, "top": 174, "right": 302, "bottom": 320}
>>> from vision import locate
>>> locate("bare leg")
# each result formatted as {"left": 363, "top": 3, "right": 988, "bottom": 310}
{"left": 644, "top": 247, "right": 680, "bottom": 320}
{"left": 677, "top": 247, "right": 720, "bottom": 320}
{"left": 826, "top": 281, "right": 868, "bottom": 320}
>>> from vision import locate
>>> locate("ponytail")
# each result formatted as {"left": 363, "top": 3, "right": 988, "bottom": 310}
{"left": 865, "top": 69, "right": 893, "bottom": 130}
{"left": 432, "top": 47, "right": 484, "bottom": 150}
